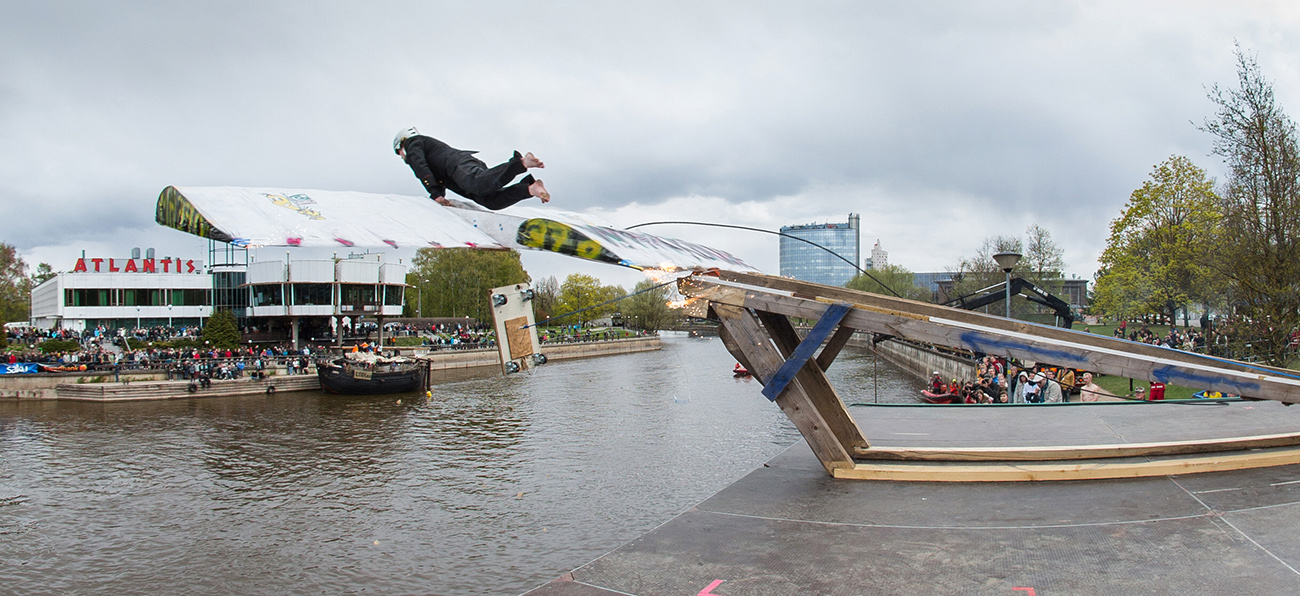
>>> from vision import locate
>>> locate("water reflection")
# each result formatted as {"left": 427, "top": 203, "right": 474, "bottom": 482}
{"left": 0, "top": 333, "right": 920, "bottom": 595}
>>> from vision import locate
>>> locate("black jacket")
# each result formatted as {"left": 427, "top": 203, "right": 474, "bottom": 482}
{"left": 401, "top": 135, "right": 476, "bottom": 199}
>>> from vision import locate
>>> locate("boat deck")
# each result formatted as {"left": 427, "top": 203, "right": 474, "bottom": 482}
{"left": 524, "top": 401, "right": 1300, "bottom": 595}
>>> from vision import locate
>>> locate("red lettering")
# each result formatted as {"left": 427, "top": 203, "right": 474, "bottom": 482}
{"left": 161, "top": 259, "right": 171, "bottom": 273}
{"left": 108, "top": 259, "right": 120, "bottom": 272}
{"left": 186, "top": 260, "right": 196, "bottom": 273}
{"left": 73, "top": 258, "right": 88, "bottom": 273}
{"left": 175, "top": 258, "right": 182, "bottom": 273}
{"left": 91, "top": 258, "right": 103, "bottom": 272}
{"left": 142, "top": 259, "right": 155, "bottom": 273}
{"left": 123, "top": 259, "right": 138, "bottom": 273}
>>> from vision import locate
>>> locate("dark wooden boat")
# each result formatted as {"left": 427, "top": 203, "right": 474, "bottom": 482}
{"left": 317, "top": 356, "right": 426, "bottom": 395}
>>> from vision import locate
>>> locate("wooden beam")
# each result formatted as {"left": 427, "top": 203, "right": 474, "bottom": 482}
{"left": 717, "top": 323, "right": 759, "bottom": 383}
{"left": 835, "top": 446, "right": 1300, "bottom": 482}
{"left": 855, "top": 431, "right": 1300, "bottom": 461}
{"left": 678, "top": 274, "right": 1300, "bottom": 404}
{"left": 756, "top": 310, "right": 869, "bottom": 452}
{"left": 817, "top": 325, "right": 857, "bottom": 372}
{"left": 713, "top": 303, "right": 855, "bottom": 473}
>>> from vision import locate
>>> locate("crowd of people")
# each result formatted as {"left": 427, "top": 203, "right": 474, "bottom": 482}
{"left": 929, "top": 355, "right": 1132, "bottom": 404}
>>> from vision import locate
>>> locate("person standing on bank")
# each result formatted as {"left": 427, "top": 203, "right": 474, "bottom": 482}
{"left": 393, "top": 127, "right": 550, "bottom": 210}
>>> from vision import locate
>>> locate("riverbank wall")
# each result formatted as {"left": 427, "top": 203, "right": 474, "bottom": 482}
{"left": 837, "top": 331, "right": 975, "bottom": 383}
{"left": 0, "top": 336, "right": 660, "bottom": 401}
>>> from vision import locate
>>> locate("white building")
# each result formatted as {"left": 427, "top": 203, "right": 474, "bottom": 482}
{"left": 31, "top": 251, "right": 213, "bottom": 331}
{"left": 29, "top": 250, "right": 406, "bottom": 345}
{"left": 867, "top": 240, "right": 889, "bottom": 270}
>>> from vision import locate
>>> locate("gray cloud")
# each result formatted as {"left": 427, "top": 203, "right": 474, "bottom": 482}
{"left": 2, "top": 1, "right": 1295, "bottom": 280}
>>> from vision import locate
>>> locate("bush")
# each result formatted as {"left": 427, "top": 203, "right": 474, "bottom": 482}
{"left": 38, "top": 339, "right": 82, "bottom": 353}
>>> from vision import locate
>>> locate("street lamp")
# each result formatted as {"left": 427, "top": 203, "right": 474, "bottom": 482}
{"left": 992, "top": 252, "right": 1022, "bottom": 319}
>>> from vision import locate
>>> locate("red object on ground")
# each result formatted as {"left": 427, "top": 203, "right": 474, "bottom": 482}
{"left": 1149, "top": 382, "right": 1166, "bottom": 400}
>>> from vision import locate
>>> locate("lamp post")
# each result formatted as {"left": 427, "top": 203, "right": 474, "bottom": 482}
{"left": 992, "top": 252, "right": 1022, "bottom": 319}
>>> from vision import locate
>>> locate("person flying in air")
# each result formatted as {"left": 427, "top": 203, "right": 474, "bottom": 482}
{"left": 393, "top": 127, "right": 550, "bottom": 210}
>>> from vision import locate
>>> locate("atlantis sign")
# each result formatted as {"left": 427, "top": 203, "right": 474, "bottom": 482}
{"left": 71, "top": 257, "right": 202, "bottom": 274}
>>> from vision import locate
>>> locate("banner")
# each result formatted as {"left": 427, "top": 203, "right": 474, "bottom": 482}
{"left": 0, "top": 363, "right": 40, "bottom": 375}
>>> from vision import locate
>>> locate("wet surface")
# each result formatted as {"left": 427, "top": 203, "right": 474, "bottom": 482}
{"left": 0, "top": 334, "right": 920, "bottom": 596}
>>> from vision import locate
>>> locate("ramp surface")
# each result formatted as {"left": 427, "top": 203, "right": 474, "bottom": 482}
{"left": 524, "top": 401, "right": 1300, "bottom": 595}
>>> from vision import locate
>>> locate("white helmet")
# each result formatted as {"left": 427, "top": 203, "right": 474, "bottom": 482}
{"left": 393, "top": 127, "right": 418, "bottom": 154}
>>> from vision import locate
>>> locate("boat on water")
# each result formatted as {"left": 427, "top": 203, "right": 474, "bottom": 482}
{"left": 733, "top": 363, "right": 752, "bottom": 377}
{"left": 317, "top": 354, "right": 427, "bottom": 395}
{"left": 920, "top": 390, "right": 961, "bottom": 404}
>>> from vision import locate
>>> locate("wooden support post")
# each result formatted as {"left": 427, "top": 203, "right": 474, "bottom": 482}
{"left": 713, "top": 303, "right": 856, "bottom": 473}
{"left": 817, "top": 325, "right": 857, "bottom": 372}
{"left": 756, "top": 310, "right": 868, "bottom": 453}
{"left": 717, "top": 323, "right": 760, "bottom": 383}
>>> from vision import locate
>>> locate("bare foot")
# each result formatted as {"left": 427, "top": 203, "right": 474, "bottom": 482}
{"left": 529, "top": 179, "right": 550, "bottom": 203}
{"left": 523, "top": 152, "right": 544, "bottom": 169}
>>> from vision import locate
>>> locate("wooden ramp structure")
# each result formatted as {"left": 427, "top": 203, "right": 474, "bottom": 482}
{"left": 677, "top": 270, "right": 1300, "bottom": 481}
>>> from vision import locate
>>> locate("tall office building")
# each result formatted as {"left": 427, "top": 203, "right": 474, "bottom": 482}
{"left": 779, "top": 214, "right": 860, "bottom": 287}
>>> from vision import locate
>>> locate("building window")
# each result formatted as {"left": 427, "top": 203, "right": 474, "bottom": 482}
{"left": 67, "top": 288, "right": 112, "bottom": 307}
{"left": 383, "top": 285, "right": 404, "bottom": 306}
{"left": 252, "top": 284, "right": 284, "bottom": 307}
{"left": 171, "top": 288, "right": 211, "bottom": 306}
{"left": 340, "top": 284, "right": 377, "bottom": 311}
{"left": 122, "top": 288, "right": 166, "bottom": 306}
{"left": 292, "top": 284, "right": 332, "bottom": 306}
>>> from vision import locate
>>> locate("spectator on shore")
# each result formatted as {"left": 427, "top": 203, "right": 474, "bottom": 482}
{"left": 1079, "top": 373, "right": 1115, "bottom": 402}
{"left": 1041, "top": 371, "right": 1064, "bottom": 403}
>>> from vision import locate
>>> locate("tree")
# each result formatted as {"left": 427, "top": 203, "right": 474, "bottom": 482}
{"left": 621, "top": 279, "right": 679, "bottom": 331}
{"left": 1092, "top": 156, "right": 1221, "bottom": 324}
{"left": 0, "top": 243, "right": 31, "bottom": 324}
{"left": 30, "top": 263, "right": 56, "bottom": 287}
{"left": 1200, "top": 46, "right": 1300, "bottom": 365}
{"left": 1023, "top": 224, "right": 1066, "bottom": 295}
{"left": 846, "top": 264, "right": 929, "bottom": 302}
{"left": 404, "top": 249, "right": 530, "bottom": 323}
{"left": 202, "top": 309, "right": 241, "bottom": 350}
{"left": 946, "top": 228, "right": 1069, "bottom": 319}
{"left": 556, "top": 273, "right": 624, "bottom": 327}
{"left": 947, "top": 235, "right": 1022, "bottom": 305}
{"left": 532, "top": 275, "right": 560, "bottom": 320}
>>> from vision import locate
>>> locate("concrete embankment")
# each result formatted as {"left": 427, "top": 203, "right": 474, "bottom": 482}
{"left": 868, "top": 337, "right": 976, "bottom": 383}
{"left": 1, "top": 336, "right": 660, "bottom": 401}
{"left": 828, "top": 329, "right": 975, "bottom": 383}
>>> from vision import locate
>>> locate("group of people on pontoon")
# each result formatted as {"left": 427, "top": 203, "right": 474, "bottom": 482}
{"left": 928, "top": 356, "right": 1125, "bottom": 404}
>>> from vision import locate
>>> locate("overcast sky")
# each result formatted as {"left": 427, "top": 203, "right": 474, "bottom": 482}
{"left": 3, "top": 1, "right": 1298, "bottom": 289}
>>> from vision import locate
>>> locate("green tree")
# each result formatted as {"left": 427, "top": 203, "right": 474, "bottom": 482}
{"left": 405, "top": 249, "right": 530, "bottom": 323}
{"left": 0, "top": 243, "right": 32, "bottom": 324}
{"left": 1200, "top": 46, "right": 1300, "bottom": 365}
{"left": 621, "top": 279, "right": 679, "bottom": 331}
{"left": 1092, "top": 156, "right": 1221, "bottom": 324}
{"left": 846, "top": 264, "right": 929, "bottom": 302}
{"left": 202, "top": 309, "right": 241, "bottom": 350}
{"left": 30, "top": 263, "right": 56, "bottom": 287}
{"left": 556, "top": 273, "right": 625, "bottom": 326}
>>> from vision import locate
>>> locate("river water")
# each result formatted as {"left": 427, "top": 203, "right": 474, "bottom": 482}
{"left": 0, "top": 333, "right": 921, "bottom": 595}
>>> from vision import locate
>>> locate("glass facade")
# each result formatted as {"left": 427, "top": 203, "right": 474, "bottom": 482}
{"left": 779, "top": 214, "right": 860, "bottom": 287}
{"left": 291, "top": 283, "right": 333, "bottom": 306}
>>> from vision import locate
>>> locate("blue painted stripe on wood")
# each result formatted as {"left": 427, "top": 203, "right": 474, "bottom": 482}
{"left": 762, "top": 302, "right": 852, "bottom": 401}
